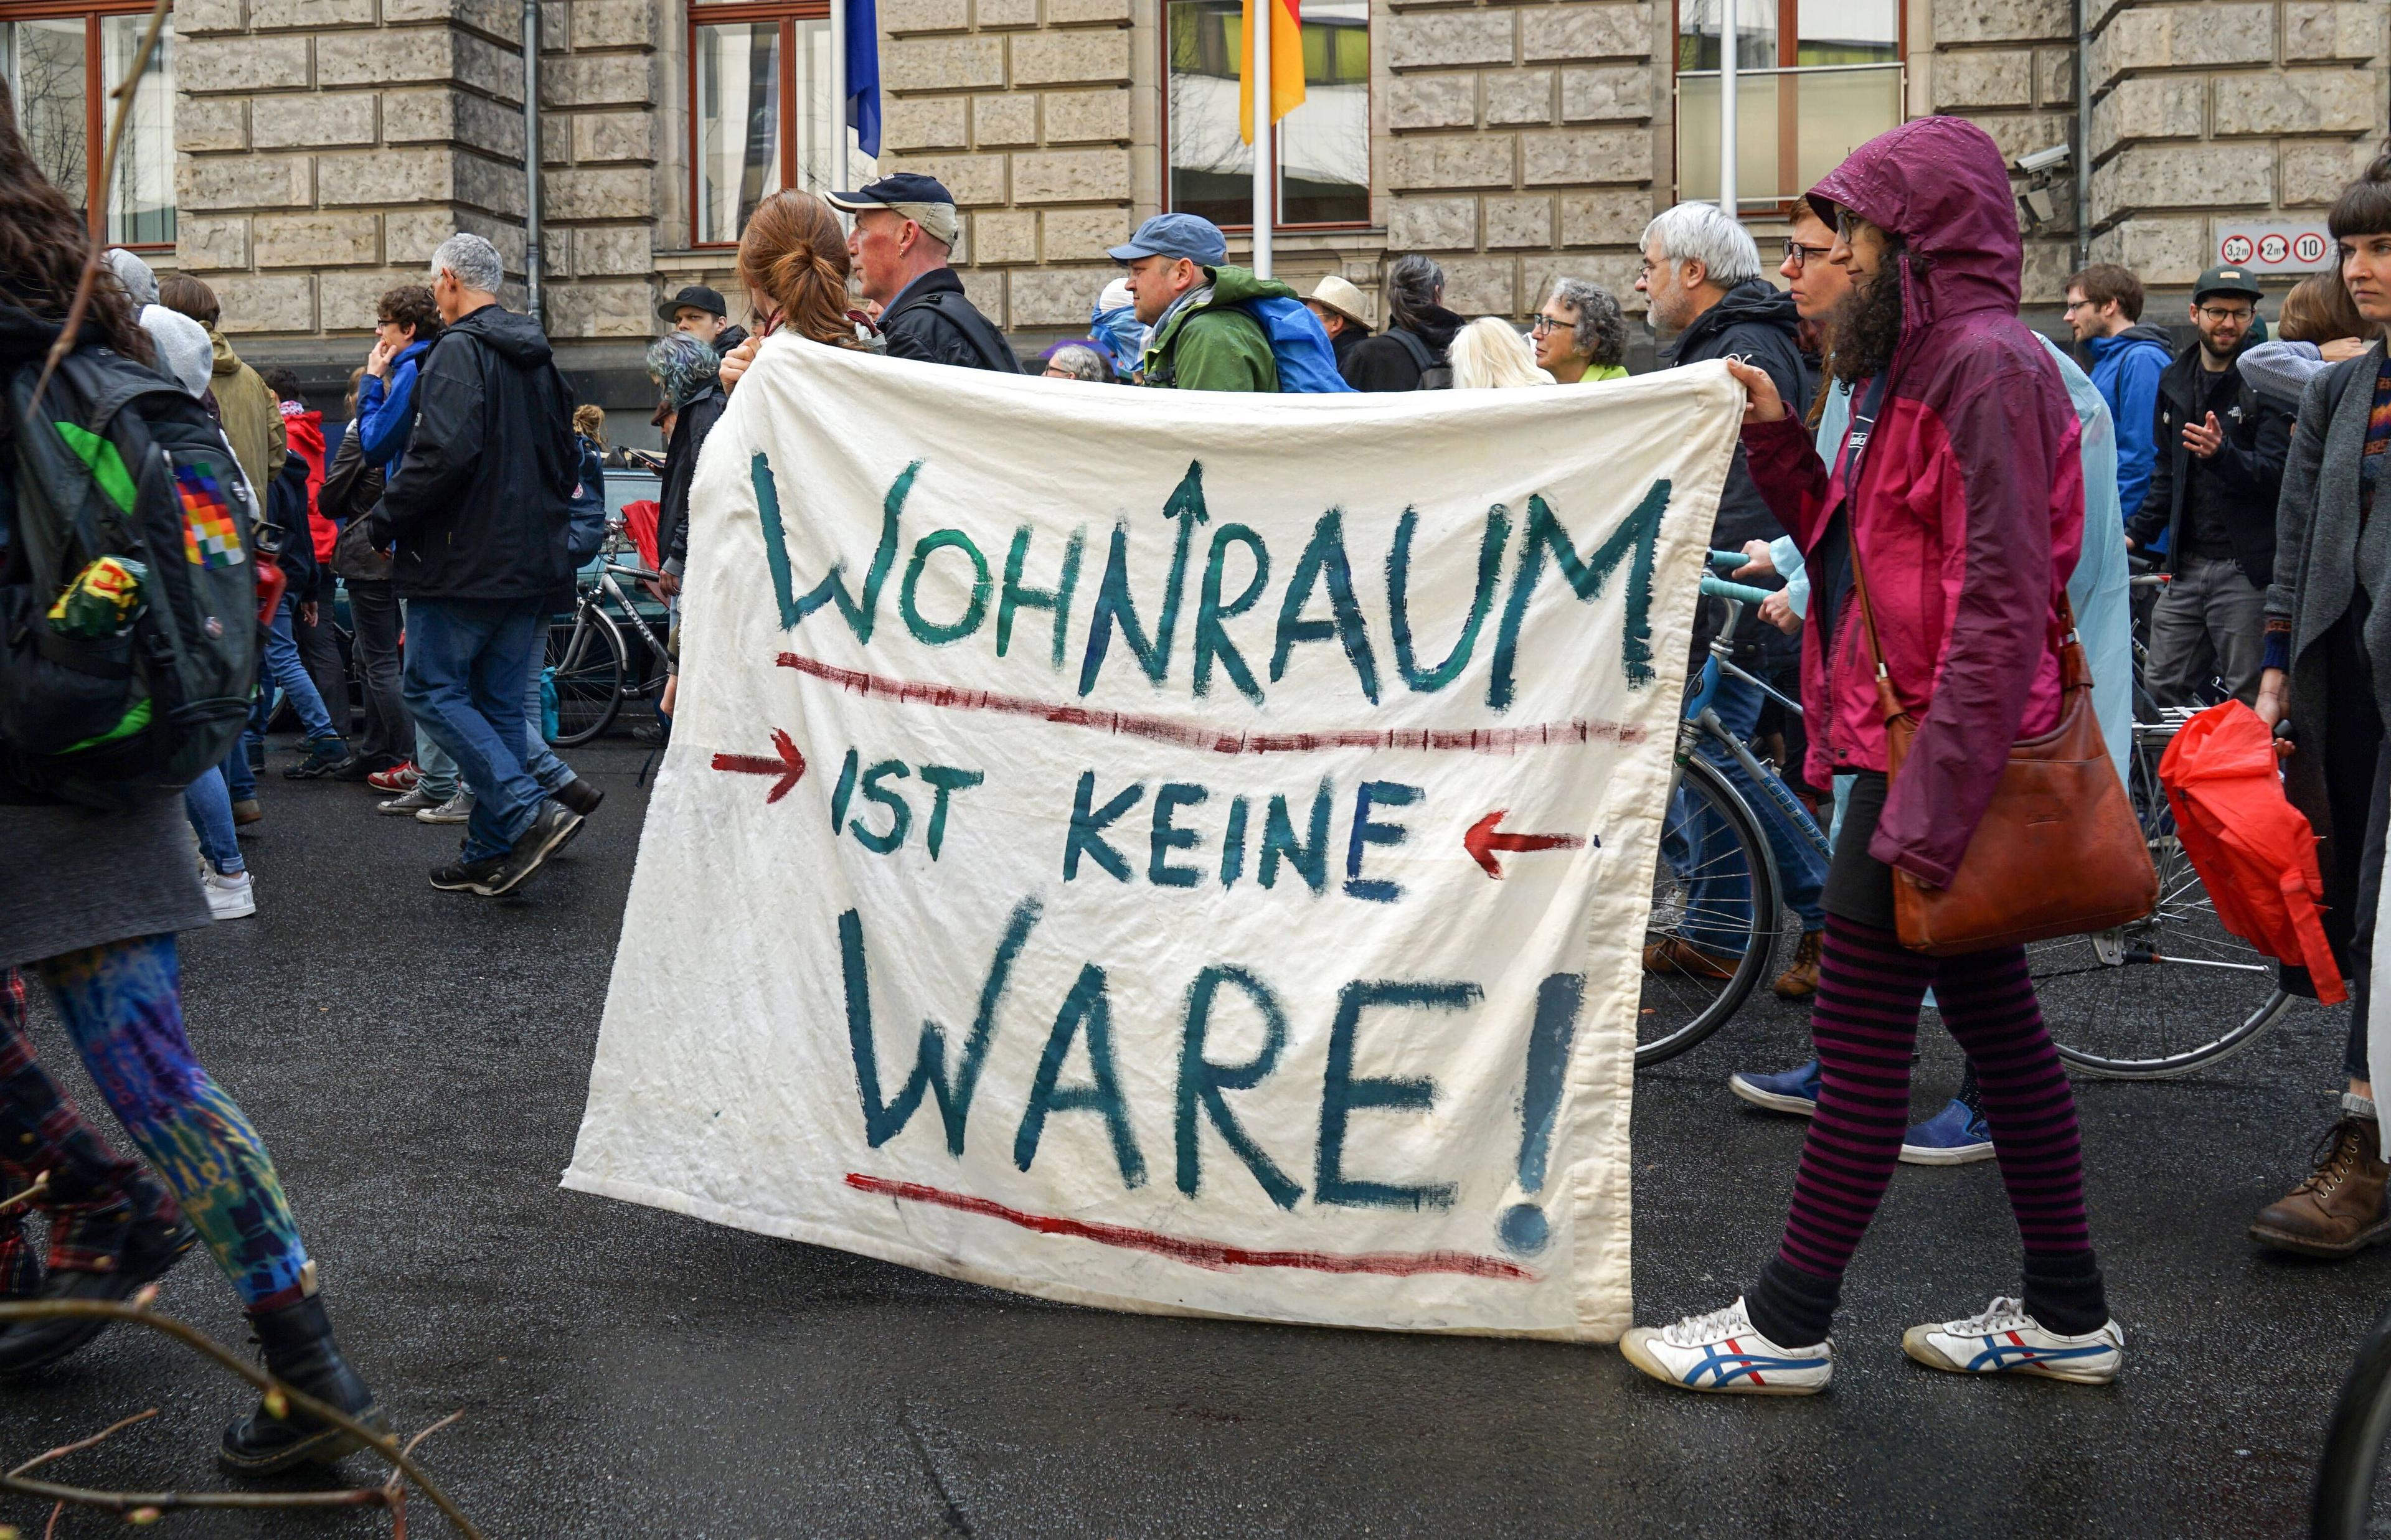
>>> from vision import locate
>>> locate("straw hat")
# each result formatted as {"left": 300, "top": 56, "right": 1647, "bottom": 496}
{"left": 1307, "top": 274, "right": 1374, "bottom": 331}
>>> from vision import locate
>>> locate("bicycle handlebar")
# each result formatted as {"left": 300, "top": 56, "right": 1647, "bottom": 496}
{"left": 1707, "top": 549, "right": 1750, "bottom": 573}
{"left": 1701, "top": 575, "right": 1774, "bottom": 606}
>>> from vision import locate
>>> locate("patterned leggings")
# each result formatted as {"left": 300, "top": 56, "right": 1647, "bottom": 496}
{"left": 1748, "top": 916, "right": 2105, "bottom": 1345}
{"left": 1, "top": 935, "right": 310, "bottom": 1310}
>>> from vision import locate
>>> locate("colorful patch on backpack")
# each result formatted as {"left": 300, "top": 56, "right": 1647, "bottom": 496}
{"left": 176, "top": 460, "right": 245, "bottom": 568}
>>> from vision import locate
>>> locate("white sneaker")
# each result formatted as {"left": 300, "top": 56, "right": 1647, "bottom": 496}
{"left": 1901, "top": 1295, "right": 2123, "bottom": 1384}
{"left": 416, "top": 792, "right": 475, "bottom": 825}
{"left": 202, "top": 867, "right": 256, "bottom": 920}
{"left": 1620, "top": 1297, "right": 1832, "bottom": 1395}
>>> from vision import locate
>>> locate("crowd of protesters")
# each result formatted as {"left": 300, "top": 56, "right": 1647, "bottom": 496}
{"left": 13, "top": 35, "right": 2391, "bottom": 1467}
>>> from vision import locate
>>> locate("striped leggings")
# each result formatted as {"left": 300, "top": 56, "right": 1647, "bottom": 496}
{"left": 1748, "top": 916, "right": 2103, "bottom": 1345}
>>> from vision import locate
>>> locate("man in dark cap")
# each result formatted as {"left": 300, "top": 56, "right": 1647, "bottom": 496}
{"left": 657, "top": 283, "right": 747, "bottom": 357}
{"left": 2125, "top": 264, "right": 2288, "bottom": 707}
{"left": 828, "top": 174, "right": 1020, "bottom": 372}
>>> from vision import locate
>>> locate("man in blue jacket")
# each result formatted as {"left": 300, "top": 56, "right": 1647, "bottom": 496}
{"left": 2067, "top": 263, "right": 2173, "bottom": 532}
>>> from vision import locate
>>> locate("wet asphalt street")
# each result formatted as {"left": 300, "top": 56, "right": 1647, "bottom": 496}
{"left": 6, "top": 733, "right": 2389, "bottom": 1538}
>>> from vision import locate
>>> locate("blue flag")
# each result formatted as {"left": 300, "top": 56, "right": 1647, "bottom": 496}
{"left": 846, "top": 0, "right": 882, "bottom": 158}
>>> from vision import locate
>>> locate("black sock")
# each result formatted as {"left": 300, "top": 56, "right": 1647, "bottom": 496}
{"left": 1745, "top": 1256, "right": 1841, "bottom": 1348}
{"left": 2022, "top": 1249, "right": 2108, "bottom": 1335}
{"left": 1956, "top": 1063, "right": 1983, "bottom": 1117}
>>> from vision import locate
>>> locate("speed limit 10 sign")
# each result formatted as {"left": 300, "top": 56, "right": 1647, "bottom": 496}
{"left": 2218, "top": 223, "right": 2333, "bottom": 275}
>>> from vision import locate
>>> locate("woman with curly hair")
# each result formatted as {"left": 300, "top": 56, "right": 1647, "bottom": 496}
{"left": 1532, "top": 276, "right": 1629, "bottom": 384}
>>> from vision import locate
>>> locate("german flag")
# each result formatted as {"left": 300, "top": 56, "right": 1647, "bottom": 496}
{"left": 1237, "top": 0, "right": 1303, "bottom": 144}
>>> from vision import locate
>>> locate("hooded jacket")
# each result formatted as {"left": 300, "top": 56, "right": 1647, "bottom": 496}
{"left": 1342, "top": 304, "right": 1463, "bottom": 392}
{"left": 1663, "top": 278, "right": 1811, "bottom": 553}
{"left": 880, "top": 268, "right": 1022, "bottom": 373}
{"left": 280, "top": 402, "right": 336, "bottom": 563}
{"left": 207, "top": 328, "right": 286, "bottom": 497}
{"left": 372, "top": 303, "right": 579, "bottom": 603}
{"left": 354, "top": 336, "right": 435, "bottom": 473}
{"left": 1739, "top": 115, "right": 2085, "bottom": 890}
{"left": 2124, "top": 336, "right": 2290, "bottom": 585}
{"left": 2084, "top": 324, "right": 2172, "bottom": 528}
{"left": 1140, "top": 266, "right": 1291, "bottom": 392}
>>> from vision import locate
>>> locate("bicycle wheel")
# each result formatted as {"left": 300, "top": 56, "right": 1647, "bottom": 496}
{"left": 1638, "top": 754, "right": 1781, "bottom": 1068}
{"left": 546, "top": 605, "right": 626, "bottom": 746}
{"left": 2313, "top": 1299, "right": 2391, "bottom": 1539}
{"left": 2033, "top": 719, "right": 2292, "bottom": 1079}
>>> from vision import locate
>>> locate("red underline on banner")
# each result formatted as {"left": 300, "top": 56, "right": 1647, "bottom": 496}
{"left": 846, "top": 1173, "right": 1535, "bottom": 1281}
{"left": 777, "top": 654, "right": 1641, "bottom": 755}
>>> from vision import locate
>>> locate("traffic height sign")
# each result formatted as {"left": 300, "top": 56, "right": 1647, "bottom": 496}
{"left": 2217, "top": 222, "right": 2333, "bottom": 275}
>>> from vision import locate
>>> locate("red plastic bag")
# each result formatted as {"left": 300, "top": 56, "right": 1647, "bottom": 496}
{"left": 2158, "top": 700, "right": 2346, "bottom": 1004}
{"left": 620, "top": 499, "right": 661, "bottom": 574}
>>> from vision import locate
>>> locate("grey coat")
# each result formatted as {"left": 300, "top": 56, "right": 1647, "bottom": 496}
{"left": 2268, "top": 340, "right": 2391, "bottom": 907}
{"left": 0, "top": 796, "right": 212, "bottom": 969}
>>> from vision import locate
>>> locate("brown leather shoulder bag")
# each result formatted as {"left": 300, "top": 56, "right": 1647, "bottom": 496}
{"left": 1850, "top": 544, "right": 2156, "bottom": 955}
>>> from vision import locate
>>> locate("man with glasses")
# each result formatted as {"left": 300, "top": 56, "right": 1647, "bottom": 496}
{"left": 2125, "top": 265, "right": 2290, "bottom": 707}
{"left": 2065, "top": 263, "right": 2174, "bottom": 530}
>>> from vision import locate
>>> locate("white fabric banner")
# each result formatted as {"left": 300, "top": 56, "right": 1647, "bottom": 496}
{"left": 564, "top": 342, "right": 1742, "bottom": 1340}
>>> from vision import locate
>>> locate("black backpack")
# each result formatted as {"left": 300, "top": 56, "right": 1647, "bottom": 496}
{"left": 1388, "top": 326, "right": 1455, "bottom": 390}
{"left": 1, "top": 347, "right": 262, "bottom": 809}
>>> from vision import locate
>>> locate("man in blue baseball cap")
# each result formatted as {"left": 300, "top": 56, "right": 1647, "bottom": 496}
{"left": 828, "top": 173, "right": 1021, "bottom": 372}
{"left": 1110, "top": 212, "right": 1297, "bottom": 392}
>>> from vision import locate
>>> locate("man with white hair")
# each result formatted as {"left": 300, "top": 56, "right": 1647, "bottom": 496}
{"left": 366, "top": 231, "right": 594, "bottom": 896}
{"left": 1636, "top": 201, "right": 1821, "bottom": 988}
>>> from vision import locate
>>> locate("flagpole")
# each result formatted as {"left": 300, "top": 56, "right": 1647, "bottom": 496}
{"left": 828, "top": 0, "right": 848, "bottom": 191}
{"left": 1250, "top": 0, "right": 1272, "bottom": 278}
{"left": 1717, "top": 0, "right": 1736, "bottom": 214}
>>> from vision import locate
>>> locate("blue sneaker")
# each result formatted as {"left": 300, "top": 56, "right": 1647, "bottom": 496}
{"left": 1900, "top": 1099, "right": 1994, "bottom": 1165}
{"left": 1730, "top": 1059, "right": 1821, "bottom": 1116}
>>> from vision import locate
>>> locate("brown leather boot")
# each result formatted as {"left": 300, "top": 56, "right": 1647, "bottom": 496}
{"left": 1643, "top": 935, "right": 1738, "bottom": 980}
{"left": 1771, "top": 929, "right": 1824, "bottom": 1000}
{"left": 2250, "top": 1114, "right": 2391, "bottom": 1257}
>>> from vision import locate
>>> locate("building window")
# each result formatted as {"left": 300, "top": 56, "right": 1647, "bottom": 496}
{"left": 1674, "top": 0, "right": 1901, "bottom": 210}
{"left": 1, "top": 6, "right": 174, "bottom": 246}
{"left": 1166, "top": 0, "right": 1368, "bottom": 230}
{"left": 690, "top": 1, "right": 844, "bottom": 246}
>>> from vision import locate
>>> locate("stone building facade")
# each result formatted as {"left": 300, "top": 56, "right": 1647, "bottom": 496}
{"left": 31, "top": 0, "right": 2378, "bottom": 418}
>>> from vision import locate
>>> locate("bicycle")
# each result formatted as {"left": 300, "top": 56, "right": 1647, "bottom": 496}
{"left": 2313, "top": 1296, "right": 2391, "bottom": 1538}
{"left": 544, "top": 520, "right": 674, "bottom": 746}
{"left": 1639, "top": 556, "right": 1827, "bottom": 1066}
{"left": 1639, "top": 556, "right": 2295, "bottom": 1080}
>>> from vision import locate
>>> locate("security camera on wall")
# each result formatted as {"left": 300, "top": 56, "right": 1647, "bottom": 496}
{"left": 2013, "top": 144, "right": 2072, "bottom": 177}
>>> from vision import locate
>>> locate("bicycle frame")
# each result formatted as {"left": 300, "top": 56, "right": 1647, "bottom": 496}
{"left": 1682, "top": 581, "right": 1830, "bottom": 864}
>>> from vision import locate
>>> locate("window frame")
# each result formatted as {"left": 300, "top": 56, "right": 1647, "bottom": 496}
{"left": 1158, "top": 0, "right": 1373, "bottom": 235}
{"left": 687, "top": 0, "right": 829, "bottom": 250}
{"left": 0, "top": 0, "right": 173, "bottom": 250}
{"left": 1667, "top": 0, "right": 1907, "bottom": 220}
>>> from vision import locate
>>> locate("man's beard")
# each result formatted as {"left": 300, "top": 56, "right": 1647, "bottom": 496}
{"left": 1828, "top": 257, "right": 1915, "bottom": 387}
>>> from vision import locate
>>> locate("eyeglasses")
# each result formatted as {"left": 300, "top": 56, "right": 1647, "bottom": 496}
{"left": 1530, "top": 314, "right": 1567, "bottom": 336}
{"left": 1782, "top": 238, "right": 1832, "bottom": 271}
{"left": 2196, "top": 305, "right": 2255, "bottom": 323}
{"left": 1834, "top": 207, "right": 1857, "bottom": 242}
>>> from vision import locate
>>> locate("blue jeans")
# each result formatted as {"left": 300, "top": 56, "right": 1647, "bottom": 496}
{"left": 259, "top": 595, "right": 335, "bottom": 744}
{"left": 222, "top": 693, "right": 265, "bottom": 802}
{"left": 183, "top": 766, "right": 243, "bottom": 875}
{"left": 1674, "top": 672, "right": 1828, "bottom": 952}
{"left": 522, "top": 657, "right": 572, "bottom": 793}
{"left": 415, "top": 725, "right": 463, "bottom": 801}
{"left": 402, "top": 599, "right": 546, "bottom": 863}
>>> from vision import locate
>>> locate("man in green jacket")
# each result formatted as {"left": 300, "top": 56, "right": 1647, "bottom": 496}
{"left": 1110, "top": 214, "right": 1291, "bottom": 392}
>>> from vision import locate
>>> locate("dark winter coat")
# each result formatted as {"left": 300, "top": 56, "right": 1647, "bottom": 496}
{"left": 1662, "top": 278, "right": 1811, "bottom": 553}
{"left": 266, "top": 450, "right": 326, "bottom": 602}
{"left": 658, "top": 384, "right": 728, "bottom": 571}
{"left": 2125, "top": 338, "right": 2290, "bottom": 586}
{"left": 1341, "top": 306, "right": 1463, "bottom": 391}
{"left": 880, "top": 268, "right": 1021, "bottom": 373}
{"left": 371, "top": 303, "right": 579, "bottom": 604}
{"left": 321, "top": 425, "right": 392, "bottom": 583}
{"left": 1738, "top": 115, "right": 2085, "bottom": 890}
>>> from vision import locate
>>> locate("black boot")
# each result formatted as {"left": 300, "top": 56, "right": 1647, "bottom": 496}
{"left": 0, "top": 1177, "right": 194, "bottom": 1375}
{"left": 219, "top": 1292, "right": 386, "bottom": 1475}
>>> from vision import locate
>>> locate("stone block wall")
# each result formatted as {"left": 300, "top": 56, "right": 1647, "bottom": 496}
{"left": 877, "top": 0, "right": 1140, "bottom": 331}
{"left": 174, "top": 0, "right": 536, "bottom": 345}
{"left": 539, "top": 0, "right": 664, "bottom": 338}
{"left": 2085, "top": 0, "right": 2389, "bottom": 288}
{"left": 1925, "top": 0, "right": 2082, "bottom": 304}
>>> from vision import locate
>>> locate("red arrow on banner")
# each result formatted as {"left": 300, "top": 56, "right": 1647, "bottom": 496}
{"left": 710, "top": 729, "right": 807, "bottom": 804}
{"left": 1464, "top": 810, "right": 1587, "bottom": 878}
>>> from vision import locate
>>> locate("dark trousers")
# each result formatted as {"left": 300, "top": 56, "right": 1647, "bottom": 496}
{"left": 346, "top": 579, "right": 410, "bottom": 769}
{"left": 290, "top": 588, "right": 350, "bottom": 739}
